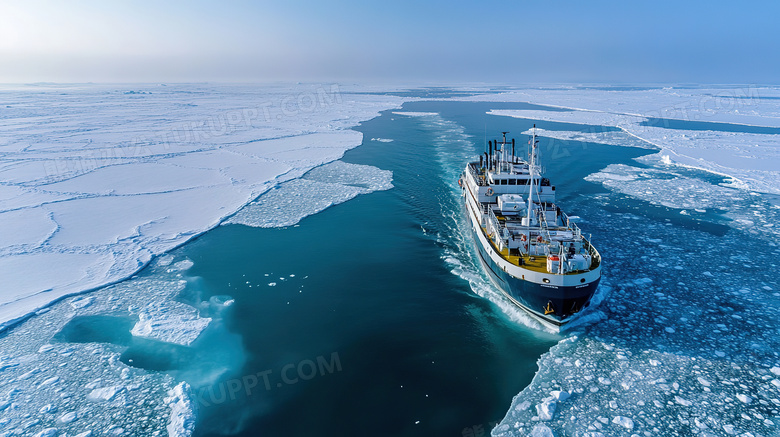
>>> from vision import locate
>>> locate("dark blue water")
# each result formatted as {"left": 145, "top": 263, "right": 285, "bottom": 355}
{"left": 640, "top": 117, "right": 780, "bottom": 134}
{"left": 165, "top": 101, "right": 661, "bottom": 436}
{"left": 172, "top": 103, "right": 562, "bottom": 437}
{"left": 105, "top": 99, "right": 678, "bottom": 436}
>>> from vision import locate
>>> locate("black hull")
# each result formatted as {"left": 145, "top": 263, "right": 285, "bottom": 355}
{"left": 471, "top": 226, "right": 599, "bottom": 328}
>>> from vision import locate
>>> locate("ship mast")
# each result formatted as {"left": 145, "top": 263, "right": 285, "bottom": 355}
{"left": 526, "top": 125, "right": 538, "bottom": 243}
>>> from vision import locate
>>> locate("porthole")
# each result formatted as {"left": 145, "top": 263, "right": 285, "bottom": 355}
{"left": 580, "top": 278, "right": 586, "bottom": 283}
{"left": 543, "top": 278, "right": 550, "bottom": 283}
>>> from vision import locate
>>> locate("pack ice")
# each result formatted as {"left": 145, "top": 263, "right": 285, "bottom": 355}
{"left": 0, "top": 83, "right": 403, "bottom": 328}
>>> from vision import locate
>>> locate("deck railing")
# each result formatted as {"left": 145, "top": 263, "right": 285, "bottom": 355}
{"left": 467, "top": 163, "right": 487, "bottom": 186}
{"left": 487, "top": 207, "right": 509, "bottom": 245}
{"left": 557, "top": 210, "right": 601, "bottom": 269}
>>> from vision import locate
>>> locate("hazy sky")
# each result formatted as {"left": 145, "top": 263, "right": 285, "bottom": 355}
{"left": 1, "top": 0, "right": 777, "bottom": 84}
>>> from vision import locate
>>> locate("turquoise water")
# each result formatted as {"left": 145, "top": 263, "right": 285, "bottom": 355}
{"left": 53, "top": 97, "right": 762, "bottom": 436}
{"left": 117, "top": 100, "right": 652, "bottom": 436}
{"left": 33, "top": 96, "right": 776, "bottom": 436}
{"left": 4, "top": 89, "right": 779, "bottom": 436}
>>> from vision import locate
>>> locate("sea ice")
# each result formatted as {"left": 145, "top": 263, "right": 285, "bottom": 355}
{"left": 0, "top": 251, "right": 229, "bottom": 436}
{"left": 87, "top": 386, "right": 122, "bottom": 402}
{"left": 529, "top": 424, "right": 555, "bottom": 437}
{"left": 0, "top": 83, "right": 403, "bottom": 329}
{"left": 491, "top": 193, "right": 780, "bottom": 437}
{"left": 612, "top": 416, "right": 634, "bottom": 429}
{"left": 166, "top": 382, "right": 195, "bottom": 437}
{"left": 131, "top": 300, "right": 211, "bottom": 346}
{"left": 225, "top": 160, "right": 393, "bottom": 228}
{"left": 536, "top": 398, "right": 557, "bottom": 421}
{"left": 488, "top": 101, "right": 780, "bottom": 196}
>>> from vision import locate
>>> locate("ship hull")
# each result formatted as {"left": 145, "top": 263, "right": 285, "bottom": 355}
{"left": 471, "top": 225, "right": 599, "bottom": 330}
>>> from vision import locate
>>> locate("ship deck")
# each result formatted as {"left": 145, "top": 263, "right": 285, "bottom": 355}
{"left": 482, "top": 226, "right": 551, "bottom": 274}
{"left": 480, "top": 225, "right": 599, "bottom": 274}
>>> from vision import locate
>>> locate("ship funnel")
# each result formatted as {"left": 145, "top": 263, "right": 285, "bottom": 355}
{"left": 488, "top": 141, "right": 492, "bottom": 170}
{"left": 512, "top": 138, "right": 515, "bottom": 162}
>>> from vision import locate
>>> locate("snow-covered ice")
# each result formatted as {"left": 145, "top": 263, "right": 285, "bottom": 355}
{"left": 225, "top": 160, "right": 393, "bottom": 228}
{"left": 491, "top": 204, "right": 780, "bottom": 436}
{"left": 0, "top": 83, "right": 403, "bottom": 329}
{"left": 442, "top": 86, "right": 780, "bottom": 437}
{"left": 0, "top": 251, "right": 236, "bottom": 436}
{"left": 166, "top": 382, "right": 196, "bottom": 437}
{"left": 4, "top": 84, "right": 780, "bottom": 437}
{"left": 485, "top": 87, "right": 780, "bottom": 196}
{"left": 131, "top": 300, "right": 211, "bottom": 347}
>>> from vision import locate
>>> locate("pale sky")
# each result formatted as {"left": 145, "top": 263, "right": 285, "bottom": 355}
{"left": 1, "top": 0, "right": 777, "bottom": 84}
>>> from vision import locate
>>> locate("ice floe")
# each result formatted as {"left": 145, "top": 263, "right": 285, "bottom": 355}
{"left": 492, "top": 198, "right": 780, "bottom": 436}
{"left": 0, "top": 83, "right": 403, "bottom": 328}
{"left": 0, "top": 250, "right": 233, "bottom": 436}
{"left": 584, "top": 163, "right": 780, "bottom": 242}
{"left": 391, "top": 111, "right": 440, "bottom": 117}
{"left": 225, "top": 160, "right": 393, "bottom": 228}
{"left": 486, "top": 91, "right": 780, "bottom": 196}
{"left": 166, "top": 382, "right": 196, "bottom": 437}
{"left": 131, "top": 300, "right": 211, "bottom": 346}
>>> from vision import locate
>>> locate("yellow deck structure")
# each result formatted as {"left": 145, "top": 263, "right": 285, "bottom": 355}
{"left": 482, "top": 226, "right": 599, "bottom": 274}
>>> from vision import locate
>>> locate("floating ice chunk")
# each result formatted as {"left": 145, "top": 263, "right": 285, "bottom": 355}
{"left": 156, "top": 254, "right": 175, "bottom": 267}
{"left": 33, "top": 429, "right": 58, "bottom": 437}
{"left": 675, "top": 396, "right": 692, "bottom": 406}
{"left": 536, "top": 398, "right": 557, "bottom": 421}
{"left": 166, "top": 382, "right": 195, "bottom": 437}
{"left": 18, "top": 368, "right": 40, "bottom": 380}
{"left": 131, "top": 300, "right": 211, "bottom": 346}
{"left": 208, "top": 295, "right": 234, "bottom": 309}
{"left": 723, "top": 424, "right": 736, "bottom": 434}
{"left": 737, "top": 394, "right": 752, "bottom": 403}
{"left": 633, "top": 278, "right": 653, "bottom": 286}
{"left": 168, "top": 260, "right": 194, "bottom": 272}
{"left": 38, "top": 344, "right": 55, "bottom": 353}
{"left": 530, "top": 424, "right": 555, "bottom": 437}
{"left": 87, "top": 386, "right": 123, "bottom": 402}
{"left": 69, "top": 296, "right": 95, "bottom": 310}
{"left": 551, "top": 390, "right": 570, "bottom": 402}
{"left": 58, "top": 411, "right": 77, "bottom": 424}
{"left": 391, "top": 111, "right": 439, "bottom": 117}
{"left": 370, "top": 138, "right": 394, "bottom": 142}
{"left": 520, "top": 127, "right": 652, "bottom": 150}
{"left": 697, "top": 377, "right": 711, "bottom": 386}
{"left": 226, "top": 161, "right": 393, "bottom": 228}
{"left": 612, "top": 416, "right": 634, "bottom": 429}
{"left": 40, "top": 376, "right": 60, "bottom": 386}
{"left": 665, "top": 327, "right": 676, "bottom": 333}
{"left": 771, "top": 366, "right": 780, "bottom": 376}
{"left": 74, "top": 432, "right": 92, "bottom": 437}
